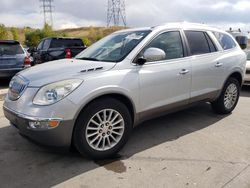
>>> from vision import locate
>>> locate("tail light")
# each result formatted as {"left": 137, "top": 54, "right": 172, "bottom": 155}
{"left": 24, "top": 56, "right": 31, "bottom": 67}
{"left": 65, "top": 49, "right": 72, "bottom": 59}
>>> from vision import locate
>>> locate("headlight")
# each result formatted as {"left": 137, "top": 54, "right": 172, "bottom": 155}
{"left": 33, "top": 79, "right": 83, "bottom": 105}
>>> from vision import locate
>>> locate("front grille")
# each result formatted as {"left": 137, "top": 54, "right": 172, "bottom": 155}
{"left": 8, "top": 76, "right": 29, "bottom": 101}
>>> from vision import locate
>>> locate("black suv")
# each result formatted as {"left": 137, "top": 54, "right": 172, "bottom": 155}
{"left": 32, "top": 37, "right": 86, "bottom": 64}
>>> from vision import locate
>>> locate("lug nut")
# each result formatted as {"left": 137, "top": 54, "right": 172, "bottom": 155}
{"left": 107, "top": 131, "right": 110, "bottom": 135}
{"left": 101, "top": 125, "right": 104, "bottom": 128}
{"left": 102, "top": 133, "right": 106, "bottom": 137}
{"left": 99, "top": 130, "right": 102, "bottom": 133}
{"left": 109, "top": 126, "right": 112, "bottom": 129}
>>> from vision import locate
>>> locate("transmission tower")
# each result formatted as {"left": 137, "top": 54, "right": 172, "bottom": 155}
{"left": 40, "top": 0, "right": 54, "bottom": 27}
{"left": 107, "top": 0, "right": 126, "bottom": 27}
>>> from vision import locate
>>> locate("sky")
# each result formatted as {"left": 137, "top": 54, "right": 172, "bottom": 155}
{"left": 1, "top": 0, "right": 250, "bottom": 32}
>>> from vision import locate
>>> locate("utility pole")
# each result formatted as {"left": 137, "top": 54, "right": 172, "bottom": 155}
{"left": 40, "top": 0, "right": 54, "bottom": 27}
{"left": 107, "top": 0, "right": 126, "bottom": 27}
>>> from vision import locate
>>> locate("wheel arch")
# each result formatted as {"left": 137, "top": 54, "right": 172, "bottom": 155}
{"left": 74, "top": 92, "right": 136, "bottom": 126}
{"left": 227, "top": 71, "right": 243, "bottom": 86}
{"left": 213, "top": 71, "right": 243, "bottom": 102}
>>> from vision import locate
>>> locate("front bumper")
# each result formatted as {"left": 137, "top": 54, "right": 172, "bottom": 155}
{"left": 3, "top": 105, "right": 74, "bottom": 147}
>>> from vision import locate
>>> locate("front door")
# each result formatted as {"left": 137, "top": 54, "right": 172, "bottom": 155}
{"left": 137, "top": 31, "right": 192, "bottom": 119}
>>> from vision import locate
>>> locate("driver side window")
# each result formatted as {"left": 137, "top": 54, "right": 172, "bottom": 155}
{"left": 143, "top": 31, "right": 184, "bottom": 62}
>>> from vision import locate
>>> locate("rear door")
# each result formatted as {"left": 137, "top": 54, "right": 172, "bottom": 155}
{"left": 0, "top": 42, "right": 25, "bottom": 69}
{"left": 184, "top": 30, "right": 223, "bottom": 101}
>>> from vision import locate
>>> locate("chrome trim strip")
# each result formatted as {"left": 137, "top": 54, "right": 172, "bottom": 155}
{"left": 3, "top": 105, "right": 63, "bottom": 122}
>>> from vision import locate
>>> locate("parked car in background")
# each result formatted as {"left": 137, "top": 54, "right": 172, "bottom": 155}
{"left": 23, "top": 48, "right": 34, "bottom": 66}
{"left": 227, "top": 29, "right": 250, "bottom": 85}
{"left": 0, "top": 40, "right": 31, "bottom": 78}
{"left": 244, "top": 51, "right": 250, "bottom": 85}
{"left": 227, "top": 29, "right": 248, "bottom": 47}
{"left": 32, "top": 37, "right": 86, "bottom": 64}
{"left": 3, "top": 23, "right": 247, "bottom": 159}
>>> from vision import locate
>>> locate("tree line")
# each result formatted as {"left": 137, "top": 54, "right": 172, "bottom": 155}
{"left": 0, "top": 23, "right": 66, "bottom": 48}
{"left": 0, "top": 23, "right": 126, "bottom": 48}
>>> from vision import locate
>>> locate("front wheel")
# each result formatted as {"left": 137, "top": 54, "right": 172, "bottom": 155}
{"left": 73, "top": 98, "right": 132, "bottom": 159}
{"left": 211, "top": 77, "right": 240, "bottom": 114}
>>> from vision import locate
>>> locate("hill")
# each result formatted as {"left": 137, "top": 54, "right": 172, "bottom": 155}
{"left": 3, "top": 26, "right": 126, "bottom": 46}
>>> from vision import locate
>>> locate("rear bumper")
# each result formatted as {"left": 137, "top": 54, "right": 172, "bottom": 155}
{"left": 0, "top": 68, "right": 23, "bottom": 78}
{"left": 3, "top": 105, "right": 74, "bottom": 147}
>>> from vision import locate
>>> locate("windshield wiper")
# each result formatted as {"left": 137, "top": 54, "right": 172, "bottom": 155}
{"left": 76, "top": 57, "right": 100, "bottom": 61}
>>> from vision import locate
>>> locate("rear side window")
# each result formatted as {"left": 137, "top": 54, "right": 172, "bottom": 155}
{"left": 50, "top": 39, "right": 84, "bottom": 48}
{"left": 0, "top": 43, "right": 24, "bottom": 55}
{"left": 213, "top": 32, "right": 236, "bottom": 50}
{"left": 184, "top": 31, "right": 210, "bottom": 55}
{"left": 204, "top": 33, "right": 217, "bottom": 52}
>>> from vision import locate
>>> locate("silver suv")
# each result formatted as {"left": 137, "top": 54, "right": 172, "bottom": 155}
{"left": 3, "top": 23, "right": 246, "bottom": 159}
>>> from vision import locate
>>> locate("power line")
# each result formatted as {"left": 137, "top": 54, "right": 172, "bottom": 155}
{"left": 107, "top": 0, "right": 126, "bottom": 27}
{"left": 40, "top": 0, "right": 54, "bottom": 27}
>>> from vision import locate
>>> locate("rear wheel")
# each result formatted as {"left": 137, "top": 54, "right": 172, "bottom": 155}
{"left": 211, "top": 77, "right": 240, "bottom": 114}
{"left": 73, "top": 98, "right": 132, "bottom": 159}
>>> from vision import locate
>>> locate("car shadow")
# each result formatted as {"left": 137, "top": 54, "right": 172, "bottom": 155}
{"left": 0, "top": 102, "right": 229, "bottom": 187}
{"left": 0, "top": 79, "right": 10, "bottom": 100}
{"left": 241, "top": 85, "right": 250, "bottom": 97}
{"left": 0, "top": 78, "right": 10, "bottom": 89}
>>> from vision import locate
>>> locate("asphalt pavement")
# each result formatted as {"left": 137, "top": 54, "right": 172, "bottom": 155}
{"left": 0, "top": 84, "right": 250, "bottom": 188}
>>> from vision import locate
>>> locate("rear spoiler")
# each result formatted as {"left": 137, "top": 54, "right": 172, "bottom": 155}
{"left": 0, "top": 40, "right": 20, "bottom": 44}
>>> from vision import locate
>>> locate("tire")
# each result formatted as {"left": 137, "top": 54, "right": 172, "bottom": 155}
{"left": 73, "top": 97, "right": 132, "bottom": 159}
{"left": 211, "top": 77, "right": 240, "bottom": 114}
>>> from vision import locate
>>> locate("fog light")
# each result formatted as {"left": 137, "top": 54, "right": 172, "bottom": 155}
{"left": 28, "top": 120, "right": 60, "bottom": 130}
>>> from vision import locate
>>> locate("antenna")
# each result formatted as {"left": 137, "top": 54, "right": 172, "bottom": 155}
{"left": 107, "top": 0, "right": 126, "bottom": 27}
{"left": 40, "top": 0, "right": 54, "bottom": 27}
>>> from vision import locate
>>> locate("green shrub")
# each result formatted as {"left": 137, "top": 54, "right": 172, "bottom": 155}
{"left": 24, "top": 23, "right": 66, "bottom": 48}
{"left": 10, "top": 27, "right": 19, "bottom": 41}
{"left": 0, "top": 24, "right": 8, "bottom": 40}
{"left": 82, "top": 37, "right": 91, "bottom": 46}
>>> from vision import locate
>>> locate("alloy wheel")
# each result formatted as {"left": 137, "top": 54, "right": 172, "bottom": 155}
{"left": 85, "top": 109, "right": 125, "bottom": 151}
{"left": 224, "top": 83, "right": 238, "bottom": 110}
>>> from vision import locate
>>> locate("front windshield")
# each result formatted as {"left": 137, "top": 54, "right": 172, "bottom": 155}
{"left": 75, "top": 30, "right": 151, "bottom": 62}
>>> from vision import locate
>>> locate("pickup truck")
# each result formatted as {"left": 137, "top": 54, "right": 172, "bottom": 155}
{"left": 32, "top": 37, "right": 86, "bottom": 64}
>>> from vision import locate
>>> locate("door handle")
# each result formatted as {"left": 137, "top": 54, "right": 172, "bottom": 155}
{"left": 179, "top": 69, "right": 190, "bottom": 75}
{"left": 215, "top": 62, "right": 223, "bottom": 67}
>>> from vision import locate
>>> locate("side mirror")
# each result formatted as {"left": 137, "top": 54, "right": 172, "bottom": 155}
{"left": 144, "top": 47, "right": 166, "bottom": 62}
{"left": 30, "top": 47, "right": 37, "bottom": 53}
{"left": 235, "top": 36, "right": 248, "bottom": 50}
{"left": 136, "top": 57, "right": 147, "bottom": 65}
{"left": 136, "top": 47, "right": 166, "bottom": 65}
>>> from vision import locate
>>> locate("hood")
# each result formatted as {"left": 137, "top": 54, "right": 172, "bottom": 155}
{"left": 18, "top": 59, "right": 116, "bottom": 87}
